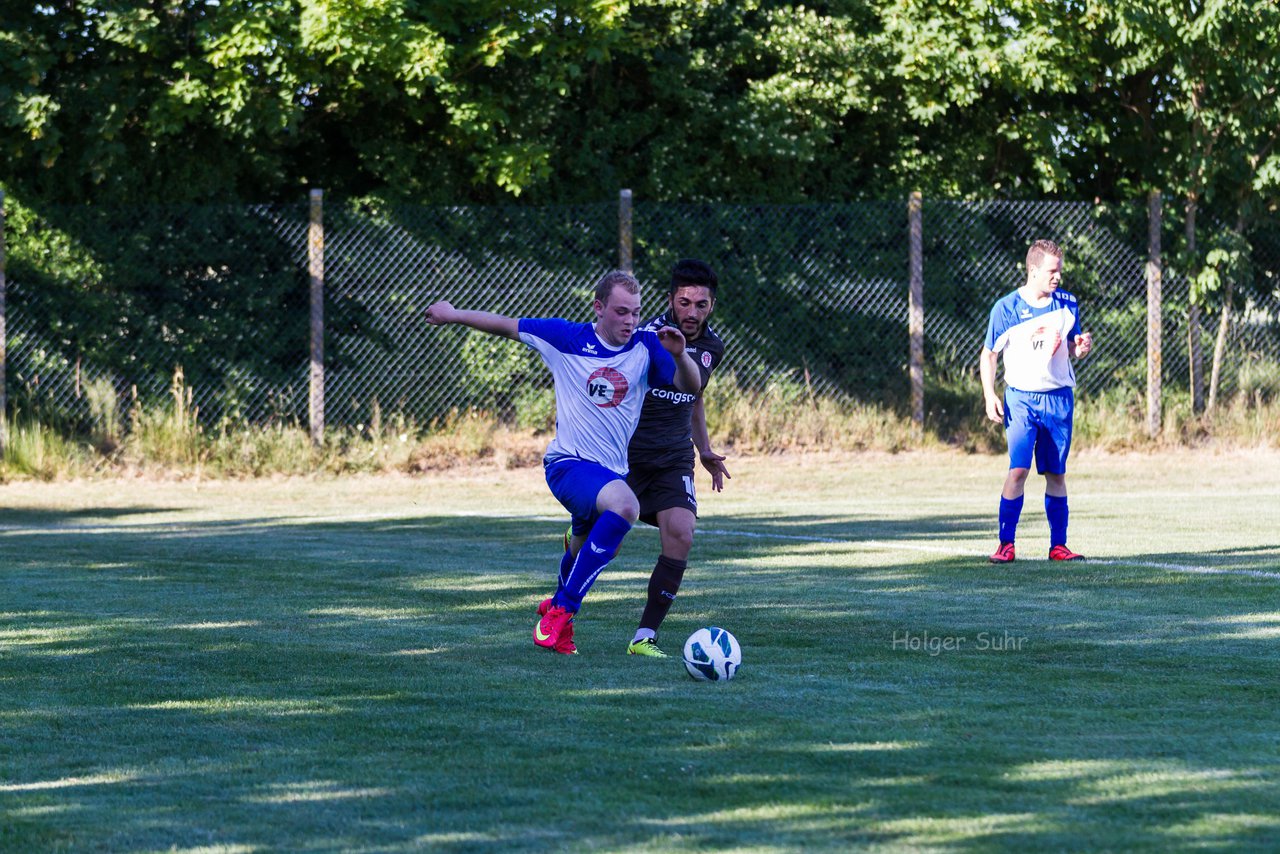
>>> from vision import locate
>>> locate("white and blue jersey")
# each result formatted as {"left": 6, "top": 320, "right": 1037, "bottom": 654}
{"left": 518, "top": 318, "right": 677, "bottom": 476}
{"left": 983, "top": 290, "right": 1082, "bottom": 392}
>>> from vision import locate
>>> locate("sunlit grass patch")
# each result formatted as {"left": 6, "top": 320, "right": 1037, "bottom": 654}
{"left": 872, "top": 812, "right": 1052, "bottom": 844}
{"left": 246, "top": 781, "right": 394, "bottom": 804}
{"left": 126, "top": 698, "right": 339, "bottom": 716}
{"left": 1, "top": 771, "right": 141, "bottom": 792}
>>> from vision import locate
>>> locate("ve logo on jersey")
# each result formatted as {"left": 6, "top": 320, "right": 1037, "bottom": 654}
{"left": 1030, "top": 326, "right": 1062, "bottom": 355}
{"left": 586, "top": 366, "right": 628, "bottom": 408}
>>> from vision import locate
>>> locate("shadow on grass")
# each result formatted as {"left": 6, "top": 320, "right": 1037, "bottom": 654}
{"left": 0, "top": 505, "right": 179, "bottom": 527}
{"left": 2, "top": 513, "right": 1278, "bottom": 850}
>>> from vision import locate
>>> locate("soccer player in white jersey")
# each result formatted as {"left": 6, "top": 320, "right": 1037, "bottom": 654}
{"left": 980, "top": 240, "right": 1095, "bottom": 564}
{"left": 424, "top": 271, "right": 701, "bottom": 654}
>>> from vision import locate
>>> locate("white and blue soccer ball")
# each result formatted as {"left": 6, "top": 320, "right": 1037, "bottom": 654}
{"left": 683, "top": 626, "right": 742, "bottom": 682}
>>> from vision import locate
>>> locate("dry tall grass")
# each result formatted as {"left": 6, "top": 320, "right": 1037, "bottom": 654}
{"left": 2, "top": 378, "right": 1276, "bottom": 482}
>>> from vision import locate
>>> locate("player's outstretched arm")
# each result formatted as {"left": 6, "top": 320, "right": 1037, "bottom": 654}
{"left": 979, "top": 347, "right": 1004, "bottom": 424}
{"left": 424, "top": 301, "right": 520, "bottom": 340}
{"left": 657, "top": 326, "right": 702, "bottom": 394}
{"left": 692, "top": 398, "right": 730, "bottom": 493}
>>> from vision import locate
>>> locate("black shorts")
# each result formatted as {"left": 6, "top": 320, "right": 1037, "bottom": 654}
{"left": 627, "top": 453, "right": 698, "bottom": 527}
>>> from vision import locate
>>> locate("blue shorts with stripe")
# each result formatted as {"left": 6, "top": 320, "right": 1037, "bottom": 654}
{"left": 1004, "top": 386, "right": 1074, "bottom": 474}
{"left": 544, "top": 455, "right": 626, "bottom": 533}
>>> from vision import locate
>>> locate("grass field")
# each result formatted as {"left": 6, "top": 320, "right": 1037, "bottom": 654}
{"left": 3, "top": 449, "right": 1279, "bottom": 852}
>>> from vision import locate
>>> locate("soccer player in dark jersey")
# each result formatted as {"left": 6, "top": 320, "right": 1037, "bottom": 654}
{"left": 623, "top": 259, "right": 728, "bottom": 657}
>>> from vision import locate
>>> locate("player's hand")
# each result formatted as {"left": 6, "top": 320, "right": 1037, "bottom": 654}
{"left": 699, "top": 450, "right": 731, "bottom": 492}
{"left": 656, "top": 325, "right": 688, "bottom": 355}
{"left": 424, "top": 301, "right": 455, "bottom": 326}
{"left": 1074, "top": 330, "right": 1093, "bottom": 358}
{"left": 984, "top": 394, "right": 1004, "bottom": 425}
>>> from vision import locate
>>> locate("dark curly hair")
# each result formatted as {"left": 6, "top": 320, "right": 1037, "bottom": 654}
{"left": 669, "top": 259, "right": 718, "bottom": 296}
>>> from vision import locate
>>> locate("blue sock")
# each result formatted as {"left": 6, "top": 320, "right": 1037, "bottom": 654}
{"left": 998, "top": 495, "right": 1024, "bottom": 544}
{"left": 554, "top": 511, "right": 631, "bottom": 612}
{"left": 557, "top": 542, "right": 573, "bottom": 596}
{"left": 1046, "top": 495, "right": 1068, "bottom": 546}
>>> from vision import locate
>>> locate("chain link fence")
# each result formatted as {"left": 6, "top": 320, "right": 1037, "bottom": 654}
{"left": 4, "top": 194, "right": 1278, "bottom": 437}
{"left": 323, "top": 202, "right": 616, "bottom": 429}
{"left": 923, "top": 200, "right": 1162, "bottom": 388}
{"left": 5, "top": 201, "right": 311, "bottom": 428}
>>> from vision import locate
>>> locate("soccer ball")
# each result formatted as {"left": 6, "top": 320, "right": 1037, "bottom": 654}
{"left": 682, "top": 626, "right": 741, "bottom": 682}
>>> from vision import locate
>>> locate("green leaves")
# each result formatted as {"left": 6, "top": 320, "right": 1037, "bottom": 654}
{"left": 0, "top": 0, "right": 1276, "bottom": 215}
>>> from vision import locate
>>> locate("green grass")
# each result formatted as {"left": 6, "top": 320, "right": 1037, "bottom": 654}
{"left": 2, "top": 451, "right": 1279, "bottom": 851}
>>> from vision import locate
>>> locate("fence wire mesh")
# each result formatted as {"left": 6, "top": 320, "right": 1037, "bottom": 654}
{"left": 5, "top": 196, "right": 1278, "bottom": 435}
{"left": 6, "top": 202, "right": 311, "bottom": 427}
{"left": 923, "top": 200, "right": 1162, "bottom": 393}
{"left": 322, "top": 202, "right": 615, "bottom": 429}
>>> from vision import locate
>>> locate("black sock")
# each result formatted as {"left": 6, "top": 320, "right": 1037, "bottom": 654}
{"left": 638, "top": 555, "right": 687, "bottom": 633}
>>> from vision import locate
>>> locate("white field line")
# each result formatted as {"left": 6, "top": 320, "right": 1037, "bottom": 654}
{"left": 697, "top": 529, "right": 1280, "bottom": 581}
{"left": 1086, "top": 559, "right": 1280, "bottom": 581}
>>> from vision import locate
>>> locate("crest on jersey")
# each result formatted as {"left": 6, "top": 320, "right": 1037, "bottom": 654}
{"left": 586, "top": 366, "right": 629, "bottom": 408}
{"left": 1031, "top": 326, "right": 1063, "bottom": 355}
{"left": 701, "top": 351, "right": 713, "bottom": 368}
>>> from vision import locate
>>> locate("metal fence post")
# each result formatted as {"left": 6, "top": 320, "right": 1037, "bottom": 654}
{"left": 1146, "top": 190, "right": 1163, "bottom": 438}
{"left": 908, "top": 191, "right": 924, "bottom": 435}
{"left": 309, "top": 188, "right": 325, "bottom": 445}
{"left": 0, "top": 189, "right": 6, "bottom": 455}
{"left": 619, "top": 189, "right": 633, "bottom": 274}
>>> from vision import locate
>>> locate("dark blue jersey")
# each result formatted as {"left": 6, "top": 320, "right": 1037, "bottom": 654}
{"left": 627, "top": 311, "right": 726, "bottom": 463}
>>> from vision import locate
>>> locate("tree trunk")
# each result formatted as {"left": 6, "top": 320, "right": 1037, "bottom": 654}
{"left": 1207, "top": 276, "right": 1233, "bottom": 413}
{"left": 1188, "top": 303, "right": 1203, "bottom": 411}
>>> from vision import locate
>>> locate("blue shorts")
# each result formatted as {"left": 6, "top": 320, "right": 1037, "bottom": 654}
{"left": 1004, "top": 387, "right": 1074, "bottom": 474}
{"left": 544, "top": 456, "right": 626, "bottom": 532}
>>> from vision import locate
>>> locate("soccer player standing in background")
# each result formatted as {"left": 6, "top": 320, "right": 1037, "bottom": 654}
{"left": 622, "top": 260, "right": 728, "bottom": 657}
{"left": 425, "top": 271, "right": 701, "bottom": 654}
{"left": 980, "top": 240, "right": 1094, "bottom": 564}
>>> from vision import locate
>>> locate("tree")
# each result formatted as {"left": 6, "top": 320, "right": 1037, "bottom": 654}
{"left": 0, "top": 2, "right": 635, "bottom": 204}
{"left": 0, "top": 2, "right": 304, "bottom": 202}
{"left": 2, "top": 1, "right": 1277, "bottom": 216}
{"left": 1079, "top": 1, "right": 1279, "bottom": 410}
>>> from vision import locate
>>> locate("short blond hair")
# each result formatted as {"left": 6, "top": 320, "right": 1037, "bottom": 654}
{"left": 1026, "top": 240, "right": 1063, "bottom": 272}
{"left": 593, "top": 270, "right": 641, "bottom": 305}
